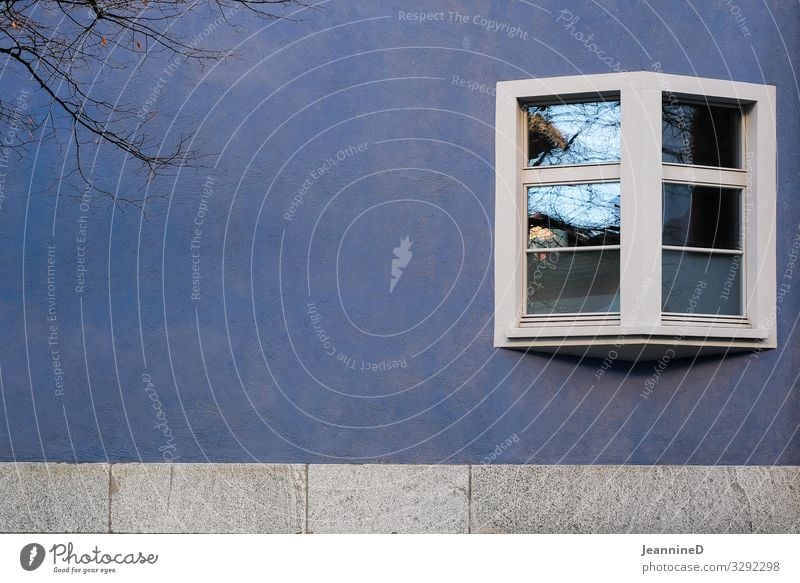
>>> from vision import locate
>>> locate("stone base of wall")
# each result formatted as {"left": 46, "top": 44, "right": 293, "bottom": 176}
{"left": 0, "top": 464, "right": 797, "bottom": 533}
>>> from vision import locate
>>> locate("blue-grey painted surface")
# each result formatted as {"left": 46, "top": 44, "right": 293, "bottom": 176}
{"left": 0, "top": 0, "right": 797, "bottom": 463}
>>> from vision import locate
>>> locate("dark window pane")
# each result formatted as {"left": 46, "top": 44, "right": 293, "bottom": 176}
{"left": 527, "top": 101, "right": 620, "bottom": 166}
{"left": 527, "top": 249, "right": 620, "bottom": 314}
{"left": 662, "top": 100, "right": 741, "bottom": 167}
{"left": 528, "top": 183, "right": 620, "bottom": 249}
{"left": 662, "top": 184, "right": 741, "bottom": 249}
{"left": 662, "top": 250, "right": 742, "bottom": 315}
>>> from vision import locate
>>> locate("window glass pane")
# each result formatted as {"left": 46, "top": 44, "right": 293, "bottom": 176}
{"left": 662, "top": 100, "right": 741, "bottom": 167}
{"left": 527, "top": 101, "right": 620, "bottom": 166}
{"left": 528, "top": 183, "right": 620, "bottom": 249}
{"left": 662, "top": 184, "right": 741, "bottom": 249}
{"left": 662, "top": 250, "right": 742, "bottom": 315}
{"left": 527, "top": 249, "right": 620, "bottom": 314}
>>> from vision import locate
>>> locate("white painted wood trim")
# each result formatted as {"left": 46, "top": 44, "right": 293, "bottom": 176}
{"left": 526, "top": 245, "right": 620, "bottom": 253}
{"left": 504, "top": 324, "right": 768, "bottom": 340}
{"left": 748, "top": 86, "right": 778, "bottom": 349}
{"left": 663, "top": 164, "right": 748, "bottom": 187}
{"left": 662, "top": 245, "right": 743, "bottom": 255}
{"left": 620, "top": 84, "right": 662, "bottom": 329}
{"left": 493, "top": 82, "right": 523, "bottom": 347}
{"left": 522, "top": 164, "right": 621, "bottom": 184}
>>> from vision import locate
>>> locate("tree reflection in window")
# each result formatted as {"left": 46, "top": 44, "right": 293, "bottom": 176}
{"left": 527, "top": 101, "right": 621, "bottom": 166}
{"left": 662, "top": 101, "right": 742, "bottom": 168}
{"left": 527, "top": 183, "right": 620, "bottom": 249}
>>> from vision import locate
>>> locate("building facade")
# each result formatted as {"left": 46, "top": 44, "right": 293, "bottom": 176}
{"left": 0, "top": 0, "right": 797, "bottom": 533}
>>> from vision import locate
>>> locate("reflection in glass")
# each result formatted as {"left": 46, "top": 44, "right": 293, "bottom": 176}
{"left": 527, "top": 249, "right": 620, "bottom": 314}
{"left": 662, "top": 250, "right": 742, "bottom": 315}
{"left": 527, "top": 101, "right": 620, "bottom": 166}
{"left": 662, "top": 100, "right": 741, "bottom": 167}
{"left": 662, "top": 184, "right": 741, "bottom": 249}
{"left": 528, "top": 183, "right": 620, "bottom": 248}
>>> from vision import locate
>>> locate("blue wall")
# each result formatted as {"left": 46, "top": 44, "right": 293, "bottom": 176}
{"left": 0, "top": 0, "right": 798, "bottom": 464}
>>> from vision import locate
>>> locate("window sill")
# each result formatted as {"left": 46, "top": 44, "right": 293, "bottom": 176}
{"left": 497, "top": 326, "right": 774, "bottom": 361}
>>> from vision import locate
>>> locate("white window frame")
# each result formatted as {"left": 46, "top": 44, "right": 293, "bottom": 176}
{"left": 494, "top": 72, "right": 776, "bottom": 360}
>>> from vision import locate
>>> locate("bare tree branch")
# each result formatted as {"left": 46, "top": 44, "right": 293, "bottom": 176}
{"left": 0, "top": 0, "right": 303, "bottom": 200}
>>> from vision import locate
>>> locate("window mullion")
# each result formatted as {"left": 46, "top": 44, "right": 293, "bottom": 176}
{"left": 619, "top": 85, "right": 662, "bottom": 328}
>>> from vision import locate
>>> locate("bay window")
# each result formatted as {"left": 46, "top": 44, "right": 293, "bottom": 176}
{"left": 494, "top": 72, "right": 776, "bottom": 360}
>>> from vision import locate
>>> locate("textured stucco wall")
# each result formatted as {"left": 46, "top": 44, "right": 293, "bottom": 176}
{"left": 0, "top": 1, "right": 797, "bottom": 463}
